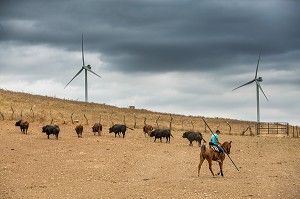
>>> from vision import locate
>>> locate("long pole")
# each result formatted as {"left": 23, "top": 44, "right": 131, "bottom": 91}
{"left": 202, "top": 117, "right": 239, "bottom": 172}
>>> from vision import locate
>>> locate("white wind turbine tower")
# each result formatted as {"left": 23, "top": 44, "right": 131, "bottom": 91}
{"left": 232, "top": 49, "right": 269, "bottom": 127}
{"left": 64, "top": 35, "right": 102, "bottom": 102}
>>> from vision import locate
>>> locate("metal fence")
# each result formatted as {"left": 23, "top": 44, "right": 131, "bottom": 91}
{"left": 257, "top": 122, "right": 299, "bottom": 137}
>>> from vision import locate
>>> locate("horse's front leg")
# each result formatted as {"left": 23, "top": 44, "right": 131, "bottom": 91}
{"left": 217, "top": 162, "right": 224, "bottom": 177}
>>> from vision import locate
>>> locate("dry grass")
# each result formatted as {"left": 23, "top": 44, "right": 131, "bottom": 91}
{"left": 0, "top": 89, "right": 260, "bottom": 135}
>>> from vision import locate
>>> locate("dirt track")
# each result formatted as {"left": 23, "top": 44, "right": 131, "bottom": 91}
{"left": 1, "top": 120, "right": 299, "bottom": 199}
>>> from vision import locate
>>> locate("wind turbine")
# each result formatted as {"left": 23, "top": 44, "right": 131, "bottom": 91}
{"left": 64, "top": 35, "right": 101, "bottom": 102}
{"left": 232, "top": 49, "right": 269, "bottom": 124}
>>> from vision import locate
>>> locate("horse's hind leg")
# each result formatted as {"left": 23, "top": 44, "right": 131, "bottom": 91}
{"left": 198, "top": 155, "right": 205, "bottom": 177}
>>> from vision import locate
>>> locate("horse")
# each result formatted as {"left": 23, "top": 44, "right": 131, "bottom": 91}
{"left": 198, "top": 141, "right": 232, "bottom": 177}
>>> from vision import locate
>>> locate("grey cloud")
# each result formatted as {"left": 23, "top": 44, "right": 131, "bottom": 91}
{"left": 0, "top": 0, "right": 299, "bottom": 125}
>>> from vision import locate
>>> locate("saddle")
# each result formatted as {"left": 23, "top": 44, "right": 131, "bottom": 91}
{"left": 209, "top": 142, "right": 220, "bottom": 153}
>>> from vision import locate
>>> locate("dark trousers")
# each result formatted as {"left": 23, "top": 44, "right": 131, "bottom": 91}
{"left": 213, "top": 143, "right": 224, "bottom": 153}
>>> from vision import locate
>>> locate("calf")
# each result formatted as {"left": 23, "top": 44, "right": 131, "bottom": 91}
{"left": 92, "top": 123, "right": 102, "bottom": 136}
{"left": 143, "top": 124, "right": 153, "bottom": 137}
{"left": 182, "top": 131, "right": 206, "bottom": 146}
{"left": 75, "top": 124, "right": 83, "bottom": 138}
{"left": 149, "top": 129, "right": 173, "bottom": 143}
{"left": 109, "top": 124, "right": 133, "bottom": 138}
{"left": 42, "top": 125, "right": 60, "bottom": 139}
{"left": 15, "top": 120, "right": 29, "bottom": 134}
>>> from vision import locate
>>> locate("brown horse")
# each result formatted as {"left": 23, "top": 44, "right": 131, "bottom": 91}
{"left": 198, "top": 141, "right": 232, "bottom": 177}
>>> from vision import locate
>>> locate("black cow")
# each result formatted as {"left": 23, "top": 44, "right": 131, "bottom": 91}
{"left": 182, "top": 131, "right": 206, "bottom": 146}
{"left": 75, "top": 124, "right": 83, "bottom": 138}
{"left": 109, "top": 124, "right": 133, "bottom": 138}
{"left": 149, "top": 129, "right": 173, "bottom": 143}
{"left": 92, "top": 123, "right": 102, "bottom": 136}
{"left": 42, "top": 125, "right": 60, "bottom": 139}
{"left": 15, "top": 120, "right": 29, "bottom": 134}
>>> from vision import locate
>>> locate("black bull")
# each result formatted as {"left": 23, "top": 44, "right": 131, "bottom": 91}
{"left": 109, "top": 124, "right": 133, "bottom": 138}
{"left": 150, "top": 129, "right": 173, "bottom": 143}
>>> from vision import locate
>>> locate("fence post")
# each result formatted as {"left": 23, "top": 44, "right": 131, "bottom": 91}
{"left": 293, "top": 126, "right": 295, "bottom": 138}
{"left": 287, "top": 123, "right": 289, "bottom": 136}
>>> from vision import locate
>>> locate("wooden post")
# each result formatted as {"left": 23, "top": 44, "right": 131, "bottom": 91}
{"left": 11, "top": 107, "right": 14, "bottom": 120}
{"left": 30, "top": 107, "right": 35, "bottom": 122}
{"left": 71, "top": 112, "right": 74, "bottom": 124}
{"left": 110, "top": 111, "right": 114, "bottom": 125}
{"left": 169, "top": 114, "right": 173, "bottom": 130}
{"left": 156, "top": 116, "right": 160, "bottom": 128}
{"left": 84, "top": 114, "right": 88, "bottom": 125}
{"left": 50, "top": 110, "right": 53, "bottom": 124}
{"left": 191, "top": 120, "right": 194, "bottom": 131}
{"left": 226, "top": 121, "right": 231, "bottom": 135}
{"left": 133, "top": 113, "right": 137, "bottom": 129}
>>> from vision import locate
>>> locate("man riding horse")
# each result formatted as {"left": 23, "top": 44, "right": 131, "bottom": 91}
{"left": 210, "top": 130, "right": 224, "bottom": 162}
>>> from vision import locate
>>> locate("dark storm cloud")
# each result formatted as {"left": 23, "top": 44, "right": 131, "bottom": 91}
{"left": 1, "top": 0, "right": 299, "bottom": 74}
{"left": 0, "top": 0, "right": 299, "bottom": 125}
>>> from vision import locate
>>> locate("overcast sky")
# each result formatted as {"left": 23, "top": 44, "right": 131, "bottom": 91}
{"left": 0, "top": 0, "right": 299, "bottom": 125}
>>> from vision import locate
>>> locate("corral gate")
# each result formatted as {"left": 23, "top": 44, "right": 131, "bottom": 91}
{"left": 257, "top": 122, "right": 289, "bottom": 135}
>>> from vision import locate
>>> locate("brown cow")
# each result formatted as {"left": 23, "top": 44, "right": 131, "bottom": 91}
{"left": 92, "top": 123, "right": 102, "bottom": 136}
{"left": 15, "top": 120, "right": 29, "bottom": 134}
{"left": 75, "top": 124, "right": 83, "bottom": 138}
{"left": 143, "top": 124, "right": 153, "bottom": 137}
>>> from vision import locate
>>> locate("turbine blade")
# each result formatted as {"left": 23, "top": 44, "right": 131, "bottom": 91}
{"left": 256, "top": 81, "right": 269, "bottom": 101}
{"left": 255, "top": 48, "right": 262, "bottom": 79}
{"left": 232, "top": 79, "right": 255, "bottom": 91}
{"left": 64, "top": 68, "right": 84, "bottom": 88}
{"left": 84, "top": 66, "right": 102, "bottom": 78}
{"left": 82, "top": 34, "right": 85, "bottom": 66}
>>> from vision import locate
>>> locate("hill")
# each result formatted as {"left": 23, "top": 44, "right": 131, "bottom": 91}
{"left": 0, "top": 88, "right": 256, "bottom": 135}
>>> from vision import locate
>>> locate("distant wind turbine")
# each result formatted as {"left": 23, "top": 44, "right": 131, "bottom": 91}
{"left": 232, "top": 49, "right": 269, "bottom": 124}
{"left": 64, "top": 35, "right": 101, "bottom": 102}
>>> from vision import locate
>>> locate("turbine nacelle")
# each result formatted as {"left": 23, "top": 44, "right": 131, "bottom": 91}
{"left": 257, "top": 77, "right": 262, "bottom": 82}
{"left": 87, "top": 65, "right": 91, "bottom": 69}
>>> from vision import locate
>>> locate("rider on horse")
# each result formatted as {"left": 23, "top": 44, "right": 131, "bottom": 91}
{"left": 210, "top": 130, "right": 224, "bottom": 162}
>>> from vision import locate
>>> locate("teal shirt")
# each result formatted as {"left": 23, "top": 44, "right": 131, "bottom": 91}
{"left": 211, "top": 134, "right": 219, "bottom": 145}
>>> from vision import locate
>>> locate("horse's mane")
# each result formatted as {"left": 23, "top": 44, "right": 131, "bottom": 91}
{"left": 221, "top": 141, "right": 232, "bottom": 153}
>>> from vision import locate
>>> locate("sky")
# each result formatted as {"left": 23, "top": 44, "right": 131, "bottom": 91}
{"left": 0, "top": 0, "right": 299, "bottom": 125}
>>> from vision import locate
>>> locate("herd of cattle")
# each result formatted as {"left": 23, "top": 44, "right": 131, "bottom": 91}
{"left": 14, "top": 119, "right": 206, "bottom": 146}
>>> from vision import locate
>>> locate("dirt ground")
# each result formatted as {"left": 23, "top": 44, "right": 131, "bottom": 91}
{"left": 1, "top": 120, "right": 299, "bottom": 199}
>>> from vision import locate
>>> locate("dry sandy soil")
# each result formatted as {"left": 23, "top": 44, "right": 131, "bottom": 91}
{"left": 1, "top": 120, "right": 299, "bottom": 199}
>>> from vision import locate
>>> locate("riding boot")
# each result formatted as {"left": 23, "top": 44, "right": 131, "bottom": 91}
{"left": 216, "top": 153, "right": 222, "bottom": 163}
